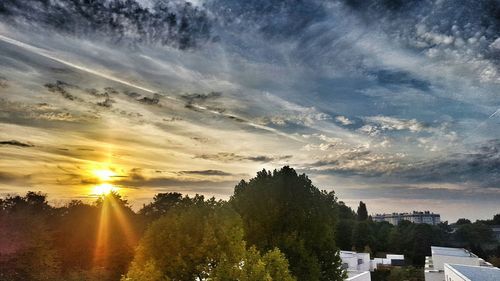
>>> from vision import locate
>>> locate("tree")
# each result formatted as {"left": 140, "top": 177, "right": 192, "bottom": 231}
{"left": 231, "top": 166, "right": 345, "bottom": 281}
{"left": 352, "top": 221, "right": 372, "bottom": 252}
{"left": 356, "top": 201, "right": 368, "bottom": 221}
{"left": 455, "top": 222, "right": 494, "bottom": 253}
{"left": 335, "top": 220, "right": 353, "bottom": 251}
{"left": 455, "top": 218, "right": 471, "bottom": 225}
{"left": 0, "top": 192, "right": 61, "bottom": 281}
{"left": 123, "top": 203, "right": 294, "bottom": 281}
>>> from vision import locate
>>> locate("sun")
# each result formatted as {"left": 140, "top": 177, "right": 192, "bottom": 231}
{"left": 92, "top": 183, "right": 116, "bottom": 195}
{"left": 93, "top": 169, "right": 116, "bottom": 182}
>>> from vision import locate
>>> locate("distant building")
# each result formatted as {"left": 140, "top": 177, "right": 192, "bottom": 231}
{"left": 371, "top": 254, "right": 405, "bottom": 270}
{"left": 490, "top": 225, "right": 500, "bottom": 241}
{"left": 424, "top": 246, "right": 495, "bottom": 281}
{"left": 444, "top": 263, "right": 500, "bottom": 281}
{"left": 340, "top": 251, "right": 371, "bottom": 281}
{"left": 373, "top": 211, "right": 440, "bottom": 225}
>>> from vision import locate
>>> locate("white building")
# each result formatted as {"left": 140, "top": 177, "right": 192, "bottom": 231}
{"left": 340, "top": 251, "right": 371, "bottom": 281}
{"left": 373, "top": 211, "right": 440, "bottom": 225}
{"left": 371, "top": 254, "right": 405, "bottom": 270}
{"left": 444, "top": 263, "right": 500, "bottom": 281}
{"left": 346, "top": 271, "right": 371, "bottom": 281}
{"left": 425, "top": 246, "right": 494, "bottom": 281}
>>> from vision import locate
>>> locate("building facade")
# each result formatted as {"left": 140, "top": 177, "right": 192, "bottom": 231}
{"left": 373, "top": 211, "right": 440, "bottom": 225}
{"left": 424, "top": 246, "right": 495, "bottom": 281}
{"left": 340, "top": 251, "right": 372, "bottom": 281}
{"left": 444, "top": 263, "right": 500, "bottom": 281}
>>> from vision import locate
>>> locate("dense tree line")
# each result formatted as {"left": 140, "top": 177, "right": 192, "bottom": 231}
{"left": 0, "top": 166, "right": 499, "bottom": 281}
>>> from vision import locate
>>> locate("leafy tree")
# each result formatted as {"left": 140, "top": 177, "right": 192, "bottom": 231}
{"left": 455, "top": 222, "right": 494, "bottom": 256}
{"left": 123, "top": 203, "right": 294, "bottom": 281}
{"left": 455, "top": 218, "right": 472, "bottom": 225}
{"left": 0, "top": 192, "right": 61, "bottom": 281}
{"left": 335, "top": 219, "right": 353, "bottom": 250}
{"left": 356, "top": 201, "right": 368, "bottom": 221}
{"left": 337, "top": 201, "right": 356, "bottom": 220}
{"left": 230, "top": 167, "right": 345, "bottom": 281}
{"left": 139, "top": 192, "right": 207, "bottom": 221}
{"left": 493, "top": 214, "right": 500, "bottom": 225}
{"left": 351, "top": 221, "right": 372, "bottom": 252}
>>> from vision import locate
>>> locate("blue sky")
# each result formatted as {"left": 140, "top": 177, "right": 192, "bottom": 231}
{"left": 0, "top": 0, "right": 498, "bottom": 221}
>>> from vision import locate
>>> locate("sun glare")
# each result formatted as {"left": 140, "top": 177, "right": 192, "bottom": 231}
{"left": 93, "top": 183, "right": 116, "bottom": 195}
{"left": 93, "top": 169, "right": 116, "bottom": 181}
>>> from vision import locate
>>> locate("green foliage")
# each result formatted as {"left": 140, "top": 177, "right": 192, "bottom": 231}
{"left": 357, "top": 201, "right": 368, "bottom": 221}
{"left": 372, "top": 267, "right": 424, "bottom": 281}
{"left": 352, "top": 221, "right": 372, "bottom": 252}
{"left": 455, "top": 222, "right": 494, "bottom": 247}
{"left": 230, "top": 166, "right": 345, "bottom": 281}
{"left": 335, "top": 220, "right": 353, "bottom": 250}
{"left": 123, "top": 202, "right": 295, "bottom": 281}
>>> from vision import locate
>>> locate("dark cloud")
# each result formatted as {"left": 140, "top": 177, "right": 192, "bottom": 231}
{"left": 369, "top": 69, "right": 431, "bottom": 91}
{"left": 0, "top": 140, "right": 34, "bottom": 147}
{"left": 195, "top": 152, "right": 292, "bottom": 163}
{"left": 113, "top": 170, "right": 235, "bottom": 188}
{"left": 0, "top": 76, "right": 8, "bottom": 88}
{"left": 397, "top": 140, "right": 500, "bottom": 187}
{"left": 178, "top": 170, "right": 233, "bottom": 176}
{"left": 181, "top": 92, "right": 222, "bottom": 104}
{"left": 208, "top": 0, "right": 327, "bottom": 38}
{"left": 96, "top": 97, "right": 115, "bottom": 108}
{"left": 44, "top": 81, "right": 79, "bottom": 101}
{"left": 0, "top": 171, "right": 31, "bottom": 183}
{"left": 0, "top": 0, "right": 212, "bottom": 49}
{"left": 308, "top": 140, "right": 500, "bottom": 188}
{"left": 137, "top": 93, "right": 160, "bottom": 105}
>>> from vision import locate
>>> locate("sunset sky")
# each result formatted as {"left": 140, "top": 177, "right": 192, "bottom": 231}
{"left": 0, "top": 0, "right": 499, "bottom": 221}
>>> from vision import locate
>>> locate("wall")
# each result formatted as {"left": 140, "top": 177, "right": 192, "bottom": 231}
{"left": 432, "top": 255, "right": 479, "bottom": 271}
{"left": 424, "top": 271, "right": 445, "bottom": 281}
{"left": 346, "top": 271, "right": 371, "bottom": 281}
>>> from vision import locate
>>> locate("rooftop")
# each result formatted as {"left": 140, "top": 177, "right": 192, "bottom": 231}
{"left": 446, "top": 264, "right": 500, "bottom": 281}
{"left": 431, "top": 246, "right": 477, "bottom": 258}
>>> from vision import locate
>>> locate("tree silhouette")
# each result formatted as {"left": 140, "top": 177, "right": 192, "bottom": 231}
{"left": 356, "top": 201, "right": 368, "bottom": 221}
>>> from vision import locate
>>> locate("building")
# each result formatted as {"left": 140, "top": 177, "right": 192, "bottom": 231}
{"left": 444, "top": 263, "right": 500, "bottom": 281}
{"left": 340, "top": 251, "right": 371, "bottom": 281}
{"left": 424, "top": 246, "right": 494, "bottom": 281}
{"left": 373, "top": 211, "right": 440, "bottom": 225}
{"left": 491, "top": 225, "right": 500, "bottom": 241}
{"left": 346, "top": 271, "right": 371, "bottom": 281}
{"left": 371, "top": 254, "right": 405, "bottom": 270}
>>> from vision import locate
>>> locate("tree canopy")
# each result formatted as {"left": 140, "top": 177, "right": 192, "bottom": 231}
{"left": 230, "top": 166, "right": 345, "bottom": 281}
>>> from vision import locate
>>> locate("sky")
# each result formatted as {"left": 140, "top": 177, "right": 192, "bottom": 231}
{"left": 0, "top": 0, "right": 499, "bottom": 221}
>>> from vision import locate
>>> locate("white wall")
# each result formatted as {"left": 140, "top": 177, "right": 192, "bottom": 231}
{"left": 340, "top": 251, "right": 371, "bottom": 272}
{"left": 424, "top": 271, "right": 445, "bottom": 281}
{"left": 346, "top": 271, "right": 371, "bottom": 281}
{"left": 432, "top": 255, "right": 480, "bottom": 271}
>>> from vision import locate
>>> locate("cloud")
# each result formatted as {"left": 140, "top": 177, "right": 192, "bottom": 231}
{"left": 0, "top": 76, "right": 8, "bottom": 88}
{"left": 195, "top": 152, "right": 292, "bottom": 163}
{"left": 0, "top": 0, "right": 213, "bottom": 49}
{"left": 137, "top": 93, "right": 161, "bottom": 105}
{"left": 114, "top": 173, "right": 235, "bottom": 189}
{"left": 335, "top": 116, "right": 354, "bottom": 126}
{"left": 44, "top": 81, "right": 80, "bottom": 101}
{"left": 178, "top": 170, "right": 233, "bottom": 176}
{"left": 0, "top": 140, "right": 34, "bottom": 147}
{"left": 363, "top": 116, "right": 425, "bottom": 133}
{"left": 307, "top": 139, "right": 500, "bottom": 188}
